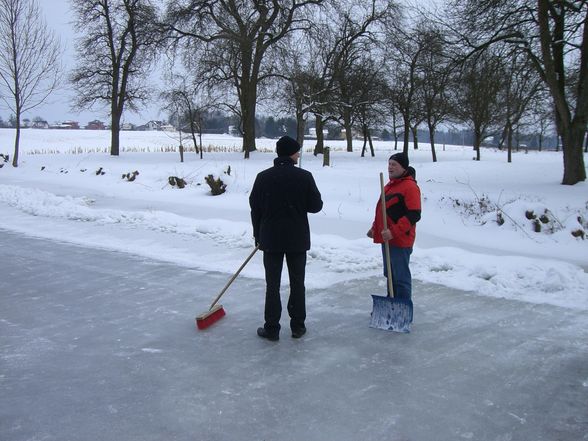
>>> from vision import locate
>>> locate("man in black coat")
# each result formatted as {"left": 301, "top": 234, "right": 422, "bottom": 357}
{"left": 249, "top": 136, "right": 323, "bottom": 341}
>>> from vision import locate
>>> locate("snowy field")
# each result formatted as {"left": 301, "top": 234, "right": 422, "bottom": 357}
{"left": 0, "top": 128, "right": 587, "bottom": 311}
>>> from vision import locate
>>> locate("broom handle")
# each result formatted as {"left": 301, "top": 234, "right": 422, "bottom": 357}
{"left": 209, "top": 245, "right": 260, "bottom": 310}
{"left": 380, "top": 172, "right": 394, "bottom": 298}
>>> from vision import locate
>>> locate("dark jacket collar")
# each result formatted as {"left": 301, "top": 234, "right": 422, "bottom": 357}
{"left": 274, "top": 156, "right": 295, "bottom": 166}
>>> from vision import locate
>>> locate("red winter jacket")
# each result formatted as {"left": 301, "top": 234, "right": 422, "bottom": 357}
{"left": 371, "top": 175, "right": 421, "bottom": 248}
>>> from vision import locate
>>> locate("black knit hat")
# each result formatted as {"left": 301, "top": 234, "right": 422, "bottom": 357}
{"left": 276, "top": 136, "right": 301, "bottom": 157}
{"left": 389, "top": 152, "right": 409, "bottom": 170}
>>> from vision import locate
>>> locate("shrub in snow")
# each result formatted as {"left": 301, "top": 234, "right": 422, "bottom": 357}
{"left": 168, "top": 176, "right": 186, "bottom": 189}
{"left": 444, "top": 194, "right": 499, "bottom": 224}
{"left": 122, "top": 171, "right": 139, "bottom": 182}
{"left": 205, "top": 174, "right": 226, "bottom": 195}
{"left": 444, "top": 192, "right": 587, "bottom": 242}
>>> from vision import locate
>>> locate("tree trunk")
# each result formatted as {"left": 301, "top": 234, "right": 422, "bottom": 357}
{"left": 561, "top": 124, "right": 587, "bottom": 184}
{"left": 296, "top": 112, "right": 306, "bottom": 148}
{"left": 190, "top": 129, "right": 199, "bottom": 156}
{"left": 392, "top": 112, "right": 399, "bottom": 151}
{"left": 313, "top": 114, "right": 324, "bottom": 156}
{"left": 368, "top": 130, "right": 375, "bottom": 157}
{"left": 361, "top": 124, "right": 368, "bottom": 157}
{"left": 473, "top": 127, "right": 482, "bottom": 161}
{"left": 241, "top": 84, "right": 257, "bottom": 159}
{"left": 242, "top": 108, "right": 256, "bottom": 159}
{"left": 189, "top": 112, "right": 199, "bottom": 155}
{"left": 343, "top": 109, "right": 353, "bottom": 152}
{"left": 12, "top": 110, "right": 21, "bottom": 167}
{"left": 411, "top": 126, "right": 419, "bottom": 150}
{"left": 402, "top": 116, "right": 410, "bottom": 153}
{"left": 507, "top": 122, "right": 513, "bottom": 163}
{"left": 497, "top": 124, "right": 507, "bottom": 150}
{"left": 428, "top": 123, "right": 437, "bottom": 162}
{"left": 110, "top": 111, "right": 121, "bottom": 156}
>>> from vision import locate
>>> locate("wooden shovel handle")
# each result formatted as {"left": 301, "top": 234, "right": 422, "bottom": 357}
{"left": 380, "top": 172, "right": 394, "bottom": 298}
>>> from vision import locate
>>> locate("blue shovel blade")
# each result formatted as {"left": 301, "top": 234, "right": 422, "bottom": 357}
{"left": 370, "top": 295, "right": 412, "bottom": 333}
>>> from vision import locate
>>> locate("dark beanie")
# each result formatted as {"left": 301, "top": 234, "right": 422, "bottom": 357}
{"left": 389, "top": 152, "right": 409, "bottom": 170}
{"left": 276, "top": 136, "right": 301, "bottom": 157}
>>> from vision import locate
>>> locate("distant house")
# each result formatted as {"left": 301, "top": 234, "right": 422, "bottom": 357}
{"left": 121, "top": 123, "right": 135, "bottom": 131}
{"left": 85, "top": 120, "right": 105, "bottom": 130}
{"left": 144, "top": 120, "right": 164, "bottom": 131}
{"left": 136, "top": 120, "right": 175, "bottom": 131}
{"left": 160, "top": 123, "right": 176, "bottom": 132}
{"left": 58, "top": 120, "right": 80, "bottom": 130}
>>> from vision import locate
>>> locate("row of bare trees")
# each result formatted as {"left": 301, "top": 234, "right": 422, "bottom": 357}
{"left": 445, "top": 0, "right": 587, "bottom": 184}
{"left": 0, "top": 0, "right": 586, "bottom": 185}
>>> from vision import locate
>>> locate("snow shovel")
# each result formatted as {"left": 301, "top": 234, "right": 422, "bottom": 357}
{"left": 369, "top": 172, "right": 412, "bottom": 333}
{"left": 195, "top": 245, "right": 259, "bottom": 330}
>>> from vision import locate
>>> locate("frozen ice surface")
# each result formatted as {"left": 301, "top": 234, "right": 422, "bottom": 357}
{"left": 1, "top": 230, "right": 587, "bottom": 441}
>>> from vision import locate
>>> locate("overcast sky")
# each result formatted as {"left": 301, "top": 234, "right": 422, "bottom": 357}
{"left": 17, "top": 0, "right": 163, "bottom": 126}
{"left": 12, "top": 0, "right": 440, "bottom": 126}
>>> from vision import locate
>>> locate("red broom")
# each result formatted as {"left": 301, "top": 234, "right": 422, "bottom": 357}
{"left": 195, "top": 245, "right": 259, "bottom": 330}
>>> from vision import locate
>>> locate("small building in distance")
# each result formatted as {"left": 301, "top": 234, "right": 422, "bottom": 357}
{"left": 85, "top": 120, "right": 106, "bottom": 130}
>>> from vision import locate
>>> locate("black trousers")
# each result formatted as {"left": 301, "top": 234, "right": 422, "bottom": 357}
{"left": 263, "top": 251, "right": 307, "bottom": 334}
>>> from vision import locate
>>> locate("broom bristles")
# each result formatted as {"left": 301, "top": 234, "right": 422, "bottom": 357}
{"left": 195, "top": 304, "right": 226, "bottom": 330}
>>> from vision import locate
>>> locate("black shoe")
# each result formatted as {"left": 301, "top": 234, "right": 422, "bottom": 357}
{"left": 257, "top": 327, "right": 279, "bottom": 341}
{"left": 291, "top": 327, "right": 306, "bottom": 339}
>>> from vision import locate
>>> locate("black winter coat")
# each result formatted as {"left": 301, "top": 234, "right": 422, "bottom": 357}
{"left": 249, "top": 157, "right": 323, "bottom": 252}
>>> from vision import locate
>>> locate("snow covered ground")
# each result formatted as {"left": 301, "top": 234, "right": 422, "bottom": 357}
{"left": 0, "top": 128, "right": 587, "bottom": 311}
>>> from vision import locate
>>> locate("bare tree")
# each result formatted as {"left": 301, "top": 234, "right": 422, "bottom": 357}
{"left": 447, "top": 0, "right": 588, "bottom": 185}
{"left": 290, "top": 0, "right": 397, "bottom": 156}
{"left": 0, "top": 0, "right": 61, "bottom": 167}
{"left": 532, "top": 96, "right": 556, "bottom": 152}
{"left": 161, "top": 70, "right": 216, "bottom": 160}
{"left": 70, "top": 0, "right": 160, "bottom": 156}
{"left": 416, "top": 23, "right": 454, "bottom": 162}
{"left": 165, "top": 0, "right": 322, "bottom": 159}
{"left": 453, "top": 50, "right": 504, "bottom": 161}
{"left": 329, "top": 0, "right": 395, "bottom": 152}
{"left": 385, "top": 24, "right": 426, "bottom": 154}
{"left": 271, "top": 34, "right": 315, "bottom": 147}
{"left": 348, "top": 59, "right": 388, "bottom": 157}
{"left": 495, "top": 50, "right": 543, "bottom": 162}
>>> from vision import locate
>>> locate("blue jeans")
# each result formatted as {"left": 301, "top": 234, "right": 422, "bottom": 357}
{"left": 381, "top": 245, "right": 413, "bottom": 320}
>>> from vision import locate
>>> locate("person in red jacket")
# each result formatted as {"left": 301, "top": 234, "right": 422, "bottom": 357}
{"left": 367, "top": 152, "right": 421, "bottom": 321}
